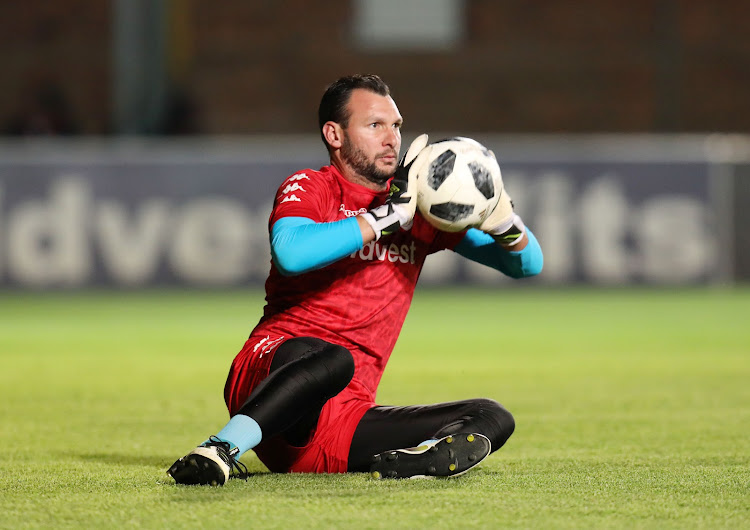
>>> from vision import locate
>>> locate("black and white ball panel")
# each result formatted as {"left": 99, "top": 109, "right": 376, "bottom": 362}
{"left": 426, "top": 150, "right": 456, "bottom": 191}
{"left": 467, "top": 161, "right": 495, "bottom": 200}
{"left": 429, "top": 201, "right": 474, "bottom": 222}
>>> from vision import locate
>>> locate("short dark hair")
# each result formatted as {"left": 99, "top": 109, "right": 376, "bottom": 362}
{"left": 318, "top": 74, "right": 391, "bottom": 150}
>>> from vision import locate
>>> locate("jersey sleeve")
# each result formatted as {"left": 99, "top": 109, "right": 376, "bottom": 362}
{"left": 454, "top": 227, "right": 543, "bottom": 278}
{"left": 270, "top": 217, "right": 363, "bottom": 276}
{"left": 269, "top": 170, "right": 334, "bottom": 226}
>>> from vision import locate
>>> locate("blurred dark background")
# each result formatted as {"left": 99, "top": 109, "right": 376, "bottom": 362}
{"left": 1, "top": 0, "right": 748, "bottom": 136}
{"left": 1, "top": 1, "right": 748, "bottom": 289}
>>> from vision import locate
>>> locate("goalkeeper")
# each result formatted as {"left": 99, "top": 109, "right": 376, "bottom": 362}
{"left": 168, "top": 74, "right": 543, "bottom": 485}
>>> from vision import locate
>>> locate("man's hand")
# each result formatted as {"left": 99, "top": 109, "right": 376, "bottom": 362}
{"left": 361, "top": 134, "right": 430, "bottom": 240}
{"left": 389, "top": 133, "right": 430, "bottom": 226}
{"left": 479, "top": 189, "right": 527, "bottom": 248}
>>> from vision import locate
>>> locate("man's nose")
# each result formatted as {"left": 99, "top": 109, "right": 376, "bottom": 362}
{"left": 384, "top": 128, "right": 399, "bottom": 147}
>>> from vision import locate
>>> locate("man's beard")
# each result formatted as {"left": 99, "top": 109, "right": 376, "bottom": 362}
{"left": 341, "top": 133, "right": 394, "bottom": 186}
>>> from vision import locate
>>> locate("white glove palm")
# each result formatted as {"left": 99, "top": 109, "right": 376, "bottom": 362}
{"left": 389, "top": 133, "right": 430, "bottom": 222}
{"left": 479, "top": 189, "right": 526, "bottom": 247}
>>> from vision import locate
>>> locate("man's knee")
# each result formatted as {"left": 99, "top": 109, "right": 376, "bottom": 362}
{"left": 316, "top": 344, "right": 355, "bottom": 391}
{"left": 272, "top": 337, "right": 354, "bottom": 394}
{"left": 470, "top": 398, "right": 515, "bottom": 450}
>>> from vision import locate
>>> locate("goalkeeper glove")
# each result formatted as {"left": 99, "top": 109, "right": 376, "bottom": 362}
{"left": 361, "top": 134, "right": 430, "bottom": 240}
{"left": 479, "top": 189, "right": 526, "bottom": 247}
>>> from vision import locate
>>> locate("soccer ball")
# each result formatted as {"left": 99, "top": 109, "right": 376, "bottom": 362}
{"left": 416, "top": 137, "right": 502, "bottom": 232}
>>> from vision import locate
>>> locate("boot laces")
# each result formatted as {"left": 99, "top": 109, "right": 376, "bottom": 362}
{"left": 204, "top": 436, "right": 249, "bottom": 480}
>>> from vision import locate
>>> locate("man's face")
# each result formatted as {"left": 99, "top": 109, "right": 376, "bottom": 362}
{"left": 340, "top": 89, "right": 403, "bottom": 186}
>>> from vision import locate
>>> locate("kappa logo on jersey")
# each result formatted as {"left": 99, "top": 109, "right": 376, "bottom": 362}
{"left": 351, "top": 240, "right": 417, "bottom": 264}
{"left": 282, "top": 182, "right": 307, "bottom": 194}
{"left": 287, "top": 173, "right": 310, "bottom": 182}
{"left": 339, "top": 204, "right": 368, "bottom": 218}
{"left": 279, "top": 174, "right": 309, "bottom": 203}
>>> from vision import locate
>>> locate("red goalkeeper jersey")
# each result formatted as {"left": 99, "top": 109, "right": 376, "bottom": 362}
{"left": 253, "top": 164, "right": 464, "bottom": 398}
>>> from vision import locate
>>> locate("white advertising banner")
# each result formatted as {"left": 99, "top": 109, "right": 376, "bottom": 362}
{"left": 0, "top": 135, "right": 738, "bottom": 288}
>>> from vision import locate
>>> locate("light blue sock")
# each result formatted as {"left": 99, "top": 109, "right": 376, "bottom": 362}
{"left": 205, "top": 415, "right": 263, "bottom": 459}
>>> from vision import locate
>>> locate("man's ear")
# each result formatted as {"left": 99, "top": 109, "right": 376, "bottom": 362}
{"left": 323, "top": 122, "right": 343, "bottom": 149}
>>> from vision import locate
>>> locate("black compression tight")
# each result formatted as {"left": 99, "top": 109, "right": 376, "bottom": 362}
{"left": 347, "top": 399, "right": 515, "bottom": 472}
{"left": 235, "top": 337, "right": 354, "bottom": 446}
{"left": 234, "top": 337, "right": 515, "bottom": 469}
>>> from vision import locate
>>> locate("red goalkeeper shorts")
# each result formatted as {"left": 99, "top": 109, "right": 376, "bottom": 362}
{"left": 223, "top": 333, "right": 374, "bottom": 473}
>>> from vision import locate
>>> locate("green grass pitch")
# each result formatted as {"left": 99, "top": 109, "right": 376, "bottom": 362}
{"left": 1, "top": 287, "right": 748, "bottom": 528}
